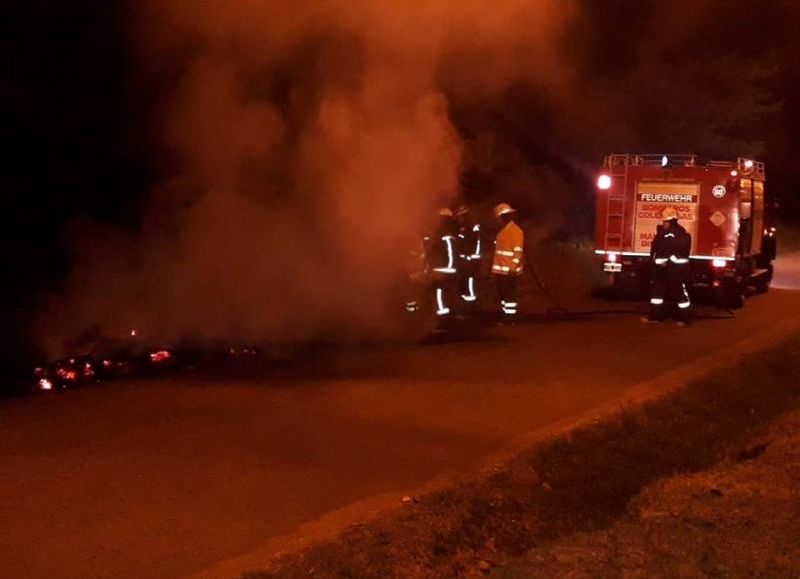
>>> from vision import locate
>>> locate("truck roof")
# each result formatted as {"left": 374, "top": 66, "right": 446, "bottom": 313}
{"left": 602, "top": 154, "right": 765, "bottom": 180}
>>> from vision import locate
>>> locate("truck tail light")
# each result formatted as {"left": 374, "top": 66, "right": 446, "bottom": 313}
{"left": 597, "top": 174, "right": 612, "bottom": 190}
{"left": 603, "top": 252, "right": 622, "bottom": 272}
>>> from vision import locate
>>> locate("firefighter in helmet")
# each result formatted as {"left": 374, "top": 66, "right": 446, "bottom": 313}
{"left": 647, "top": 206, "right": 692, "bottom": 324}
{"left": 426, "top": 207, "right": 459, "bottom": 320}
{"left": 453, "top": 204, "right": 482, "bottom": 308}
{"left": 491, "top": 203, "right": 524, "bottom": 319}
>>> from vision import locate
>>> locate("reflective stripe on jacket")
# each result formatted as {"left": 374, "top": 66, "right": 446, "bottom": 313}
{"left": 650, "top": 221, "right": 691, "bottom": 266}
{"left": 458, "top": 223, "right": 482, "bottom": 262}
{"left": 492, "top": 221, "right": 524, "bottom": 276}
{"left": 427, "top": 235, "right": 458, "bottom": 274}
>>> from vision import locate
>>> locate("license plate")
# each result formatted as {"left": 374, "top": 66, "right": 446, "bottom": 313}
{"left": 604, "top": 263, "right": 622, "bottom": 273}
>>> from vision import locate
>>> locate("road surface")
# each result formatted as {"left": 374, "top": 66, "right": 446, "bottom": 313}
{"left": 2, "top": 254, "right": 800, "bottom": 579}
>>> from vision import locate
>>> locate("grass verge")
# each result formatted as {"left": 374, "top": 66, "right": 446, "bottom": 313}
{"left": 497, "top": 408, "right": 800, "bottom": 577}
{"left": 243, "top": 336, "right": 800, "bottom": 578}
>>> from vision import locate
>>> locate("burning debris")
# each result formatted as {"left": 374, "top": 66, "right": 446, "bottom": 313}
{"left": 30, "top": 329, "right": 179, "bottom": 392}
{"left": 28, "top": 329, "right": 272, "bottom": 394}
{"left": 149, "top": 350, "right": 172, "bottom": 364}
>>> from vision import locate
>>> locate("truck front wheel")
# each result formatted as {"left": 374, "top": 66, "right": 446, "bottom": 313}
{"left": 754, "top": 263, "right": 773, "bottom": 294}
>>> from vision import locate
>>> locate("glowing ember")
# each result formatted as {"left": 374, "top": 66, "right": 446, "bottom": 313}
{"left": 150, "top": 350, "right": 172, "bottom": 363}
{"left": 130, "top": 329, "right": 137, "bottom": 337}
{"left": 56, "top": 368, "right": 78, "bottom": 381}
{"left": 38, "top": 378, "right": 53, "bottom": 391}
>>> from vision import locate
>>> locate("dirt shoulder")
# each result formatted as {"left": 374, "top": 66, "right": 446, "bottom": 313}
{"left": 243, "top": 336, "right": 800, "bottom": 579}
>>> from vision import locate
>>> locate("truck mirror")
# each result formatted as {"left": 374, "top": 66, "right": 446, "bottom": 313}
{"left": 740, "top": 201, "right": 752, "bottom": 220}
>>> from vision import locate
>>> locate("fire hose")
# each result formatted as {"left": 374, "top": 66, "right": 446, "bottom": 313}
{"left": 522, "top": 247, "right": 736, "bottom": 321}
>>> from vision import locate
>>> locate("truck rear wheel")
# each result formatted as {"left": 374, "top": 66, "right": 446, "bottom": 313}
{"left": 721, "top": 279, "right": 745, "bottom": 309}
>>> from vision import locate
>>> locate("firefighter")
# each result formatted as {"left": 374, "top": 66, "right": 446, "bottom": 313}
{"left": 453, "top": 204, "right": 482, "bottom": 307}
{"left": 404, "top": 235, "right": 428, "bottom": 313}
{"left": 427, "top": 208, "right": 459, "bottom": 320}
{"left": 491, "top": 203, "right": 524, "bottom": 319}
{"left": 647, "top": 206, "right": 692, "bottom": 324}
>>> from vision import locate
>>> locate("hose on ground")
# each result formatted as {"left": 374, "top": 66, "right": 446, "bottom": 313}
{"left": 521, "top": 248, "right": 737, "bottom": 321}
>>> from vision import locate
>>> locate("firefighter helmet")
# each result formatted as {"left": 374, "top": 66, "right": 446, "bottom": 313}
{"left": 453, "top": 204, "right": 470, "bottom": 217}
{"left": 493, "top": 203, "right": 516, "bottom": 218}
{"left": 661, "top": 207, "right": 679, "bottom": 221}
{"left": 438, "top": 207, "right": 454, "bottom": 218}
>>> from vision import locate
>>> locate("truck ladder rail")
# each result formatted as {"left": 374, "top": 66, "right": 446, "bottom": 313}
{"left": 603, "top": 153, "right": 699, "bottom": 168}
{"left": 604, "top": 154, "right": 765, "bottom": 179}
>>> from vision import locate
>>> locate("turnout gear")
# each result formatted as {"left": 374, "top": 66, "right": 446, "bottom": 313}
{"left": 455, "top": 206, "right": 482, "bottom": 305}
{"left": 493, "top": 202, "right": 516, "bottom": 218}
{"left": 648, "top": 216, "right": 692, "bottom": 323}
{"left": 492, "top": 221, "right": 524, "bottom": 277}
{"left": 492, "top": 207, "right": 524, "bottom": 317}
{"left": 453, "top": 204, "right": 470, "bottom": 218}
{"left": 404, "top": 237, "right": 428, "bottom": 313}
{"left": 428, "top": 233, "right": 457, "bottom": 275}
{"left": 427, "top": 215, "right": 459, "bottom": 317}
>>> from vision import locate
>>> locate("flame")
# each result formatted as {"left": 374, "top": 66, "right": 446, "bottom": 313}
{"left": 150, "top": 350, "right": 172, "bottom": 363}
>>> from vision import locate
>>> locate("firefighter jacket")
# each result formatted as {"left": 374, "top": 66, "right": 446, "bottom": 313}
{"left": 650, "top": 222, "right": 691, "bottom": 267}
{"left": 426, "top": 222, "right": 459, "bottom": 275}
{"left": 492, "top": 221, "right": 524, "bottom": 276}
{"left": 405, "top": 237, "right": 428, "bottom": 282}
{"left": 457, "top": 222, "right": 482, "bottom": 264}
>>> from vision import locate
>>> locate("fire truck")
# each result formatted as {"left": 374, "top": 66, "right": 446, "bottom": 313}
{"left": 594, "top": 154, "right": 777, "bottom": 309}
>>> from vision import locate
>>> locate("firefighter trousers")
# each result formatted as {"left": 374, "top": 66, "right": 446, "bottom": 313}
{"left": 404, "top": 279, "right": 424, "bottom": 313}
{"left": 459, "top": 262, "right": 480, "bottom": 305}
{"left": 433, "top": 275, "right": 458, "bottom": 317}
{"left": 495, "top": 274, "right": 519, "bottom": 316}
{"left": 649, "top": 264, "right": 691, "bottom": 322}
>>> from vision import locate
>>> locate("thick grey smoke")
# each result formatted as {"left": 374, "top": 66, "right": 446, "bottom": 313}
{"left": 37, "top": 1, "right": 576, "bottom": 354}
{"left": 38, "top": 0, "right": 790, "bottom": 356}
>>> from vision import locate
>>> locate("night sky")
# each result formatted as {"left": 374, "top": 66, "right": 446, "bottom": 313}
{"left": 3, "top": 0, "right": 799, "bottom": 384}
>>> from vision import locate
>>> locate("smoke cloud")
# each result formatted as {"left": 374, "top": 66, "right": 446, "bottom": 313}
{"left": 37, "top": 1, "right": 576, "bottom": 354}
{"left": 37, "top": 0, "right": 791, "bottom": 356}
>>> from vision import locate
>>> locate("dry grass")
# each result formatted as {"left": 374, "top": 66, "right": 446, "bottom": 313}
{"left": 243, "top": 337, "right": 800, "bottom": 579}
{"left": 499, "top": 409, "right": 800, "bottom": 578}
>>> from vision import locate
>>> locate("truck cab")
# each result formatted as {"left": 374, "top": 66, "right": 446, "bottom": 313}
{"left": 594, "top": 154, "right": 777, "bottom": 308}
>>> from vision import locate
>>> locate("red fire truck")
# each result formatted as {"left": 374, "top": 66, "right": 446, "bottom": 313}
{"left": 594, "top": 154, "right": 777, "bottom": 309}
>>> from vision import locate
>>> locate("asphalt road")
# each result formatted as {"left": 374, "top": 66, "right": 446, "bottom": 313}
{"left": 2, "top": 255, "right": 800, "bottom": 579}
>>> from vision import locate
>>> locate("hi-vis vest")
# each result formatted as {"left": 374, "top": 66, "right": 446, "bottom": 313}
{"left": 492, "top": 221, "right": 524, "bottom": 276}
